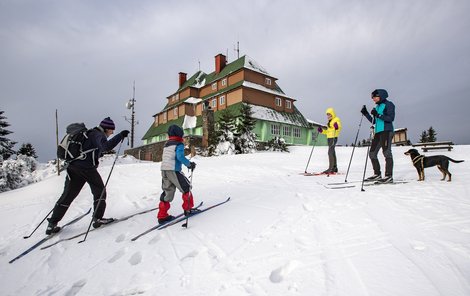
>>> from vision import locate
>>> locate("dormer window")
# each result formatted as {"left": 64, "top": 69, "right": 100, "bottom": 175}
{"left": 212, "top": 82, "right": 217, "bottom": 90}
{"left": 222, "top": 78, "right": 227, "bottom": 86}
{"left": 275, "top": 97, "right": 282, "bottom": 107}
{"left": 265, "top": 78, "right": 272, "bottom": 85}
{"left": 173, "top": 107, "right": 178, "bottom": 116}
{"left": 286, "top": 100, "right": 292, "bottom": 109}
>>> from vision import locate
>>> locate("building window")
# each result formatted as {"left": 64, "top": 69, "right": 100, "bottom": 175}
{"left": 271, "top": 124, "right": 280, "bottom": 135}
{"left": 275, "top": 97, "right": 282, "bottom": 107}
{"left": 282, "top": 126, "right": 291, "bottom": 136}
{"left": 265, "top": 78, "right": 272, "bottom": 85}
{"left": 222, "top": 78, "right": 227, "bottom": 86}
{"left": 219, "top": 95, "right": 225, "bottom": 105}
{"left": 211, "top": 98, "right": 217, "bottom": 108}
{"left": 293, "top": 127, "right": 301, "bottom": 138}
{"left": 154, "top": 115, "right": 159, "bottom": 126}
{"left": 171, "top": 95, "right": 175, "bottom": 102}
{"left": 163, "top": 112, "right": 167, "bottom": 121}
{"left": 286, "top": 100, "right": 292, "bottom": 109}
{"left": 176, "top": 93, "right": 179, "bottom": 100}
{"left": 212, "top": 82, "right": 217, "bottom": 90}
{"left": 173, "top": 107, "right": 178, "bottom": 116}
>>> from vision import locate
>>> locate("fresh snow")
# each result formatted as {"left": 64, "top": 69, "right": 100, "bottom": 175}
{"left": 1, "top": 145, "right": 470, "bottom": 295}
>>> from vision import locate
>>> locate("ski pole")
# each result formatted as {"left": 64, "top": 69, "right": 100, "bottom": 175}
{"left": 360, "top": 126, "right": 374, "bottom": 191}
{"left": 182, "top": 168, "right": 194, "bottom": 228}
{"left": 78, "top": 139, "right": 124, "bottom": 243}
{"left": 344, "top": 114, "right": 364, "bottom": 183}
{"left": 304, "top": 131, "right": 319, "bottom": 173}
{"left": 23, "top": 208, "right": 54, "bottom": 239}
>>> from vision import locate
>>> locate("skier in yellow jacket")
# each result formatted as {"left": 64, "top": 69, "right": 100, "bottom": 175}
{"left": 317, "top": 107, "right": 342, "bottom": 174}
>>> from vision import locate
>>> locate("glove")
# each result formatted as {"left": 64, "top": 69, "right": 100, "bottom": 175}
{"left": 333, "top": 122, "right": 339, "bottom": 130}
{"left": 371, "top": 109, "right": 378, "bottom": 117}
{"left": 317, "top": 127, "right": 323, "bottom": 133}
{"left": 189, "top": 162, "right": 196, "bottom": 170}
{"left": 360, "top": 105, "right": 368, "bottom": 116}
{"left": 120, "top": 130, "right": 130, "bottom": 138}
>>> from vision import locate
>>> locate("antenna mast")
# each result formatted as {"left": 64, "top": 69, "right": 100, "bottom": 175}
{"left": 125, "top": 81, "right": 138, "bottom": 148}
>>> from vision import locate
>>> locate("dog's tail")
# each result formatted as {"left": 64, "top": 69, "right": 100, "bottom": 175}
{"left": 448, "top": 158, "right": 464, "bottom": 163}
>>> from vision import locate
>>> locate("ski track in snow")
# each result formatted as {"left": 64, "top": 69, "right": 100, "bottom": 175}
{"left": 1, "top": 147, "right": 470, "bottom": 295}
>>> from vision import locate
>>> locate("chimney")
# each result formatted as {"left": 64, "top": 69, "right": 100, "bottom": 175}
{"left": 178, "top": 72, "right": 187, "bottom": 87}
{"left": 215, "top": 54, "right": 226, "bottom": 74}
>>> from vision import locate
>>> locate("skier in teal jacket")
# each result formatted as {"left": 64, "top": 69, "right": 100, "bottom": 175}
{"left": 361, "top": 89, "right": 396, "bottom": 183}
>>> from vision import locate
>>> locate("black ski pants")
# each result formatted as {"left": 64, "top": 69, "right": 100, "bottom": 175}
{"left": 49, "top": 165, "right": 106, "bottom": 223}
{"left": 369, "top": 131, "right": 394, "bottom": 177}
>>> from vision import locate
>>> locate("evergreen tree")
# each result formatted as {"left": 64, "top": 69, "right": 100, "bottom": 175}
{"left": 215, "top": 109, "right": 237, "bottom": 155}
{"left": 235, "top": 103, "right": 257, "bottom": 154}
{"left": 427, "top": 126, "right": 437, "bottom": 142}
{"left": 265, "top": 136, "right": 289, "bottom": 152}
{"left": 419, "top": 130, "right": 428, "bottom": 143}
{"left": 17, "top": 143, "right": 38, "bottom": 159}
{"left": 0, "top": 110, "right": 16, "bottom": 161}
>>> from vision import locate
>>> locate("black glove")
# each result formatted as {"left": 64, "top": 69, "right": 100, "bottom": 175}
{"left": 120, "top": 130, "right": 130, "bottom": 138}
{"left": 360, "top": 105, "right": 368, "bottom": 116}
{"left": 370, "top": 109, "right": 378, "bottom": 117}
{"left": 189, "top": 162, "right": 196, "bottom": 170}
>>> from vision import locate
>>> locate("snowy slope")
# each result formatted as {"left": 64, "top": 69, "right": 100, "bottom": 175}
{"left": 1, "top": 146, "right": 470, "bottom": 296}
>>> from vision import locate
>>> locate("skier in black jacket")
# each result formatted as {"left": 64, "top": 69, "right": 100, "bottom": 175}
{"left": 46, "top": 117, "right": 129, "bottom": 234}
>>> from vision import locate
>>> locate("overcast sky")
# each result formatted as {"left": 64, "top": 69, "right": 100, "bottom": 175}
{"left": 1, "top": 0, "right": 469, "bottom": 162}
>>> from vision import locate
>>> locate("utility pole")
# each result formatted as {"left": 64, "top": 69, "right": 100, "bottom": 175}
{"left": 125, "top": 81, "right": 138, "bottom": 148}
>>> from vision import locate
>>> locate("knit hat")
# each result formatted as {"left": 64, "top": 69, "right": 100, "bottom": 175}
{"left": 100, "top": 117, "right": 115, "bottom": 130}
{"left": 371, "top": 89, "right": 389, "bottom": 100}
{"left": 167, "top": 124, "right": 184, "bottom": 138}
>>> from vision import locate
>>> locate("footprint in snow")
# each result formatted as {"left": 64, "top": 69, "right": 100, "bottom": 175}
{"left": 129, "top": 252, "right": 142, "bottom": 265}
{"left": 269, "top": 260, "right": 300, "bottom": 283}
{"left": 108, "top": 248, "right": 126, "bottom": 263}
{"left": 115, "top": 233, "right": 126, "bottom": 243}
{"left": 64, "top": 279, "right": 87, "bottom": 296}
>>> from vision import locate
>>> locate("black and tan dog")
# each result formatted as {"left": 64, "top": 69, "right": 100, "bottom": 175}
{"left": 404, "top": 148, "right": 464, "bottom": 182}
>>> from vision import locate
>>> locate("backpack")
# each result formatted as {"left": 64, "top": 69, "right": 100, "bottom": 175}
{"left": 57, "top": 123, "right": 96, "bottom": 162}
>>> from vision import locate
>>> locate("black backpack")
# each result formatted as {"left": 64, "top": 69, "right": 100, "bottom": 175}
{"left": 57, "top": 123, "right": 96, "bottom": 162}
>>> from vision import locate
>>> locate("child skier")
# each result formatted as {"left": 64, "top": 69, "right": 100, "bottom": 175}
{"left": 157, "top": 125, "right": 197, "bottom": 224}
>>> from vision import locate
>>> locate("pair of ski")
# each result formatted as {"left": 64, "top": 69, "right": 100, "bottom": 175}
{"left": 301, "top": 172, "right": 343, "bottom": 177}
{"left": 131, "top": 197, "right": 231, "bottom": 241}
{"left": 9, "top": 206, "right": 157, "bottom": 263}
{"left": 321, "top": 179, "right": 409, "bottom": 189}
{"left": 9, "top": 208, "right": 92, "bottom": 264}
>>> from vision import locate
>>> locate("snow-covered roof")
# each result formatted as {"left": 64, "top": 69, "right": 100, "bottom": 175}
{"left": 243, "top": 55, "right": 271, "bottom": 76}
{"left": 306, "top": 118, "right": 324, "bottom": 127}
{"left": 242, "top": 81, "right": 293, "bottom": 100}
{"left": 184, "top": 97, "right": 202, "bottom": 104}
{"left": 250, "top": 104, "right": 307, "bottom": 126}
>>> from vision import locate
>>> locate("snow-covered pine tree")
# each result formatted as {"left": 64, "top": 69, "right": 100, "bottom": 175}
{"left": 265, "top": 136, "right": 289, "bottom": 152}
{"left": 17, "top": 143, "right": 38, "bottom": 159}
{"left": 419, "top": 130, "right": 428, "bottom": 143}
{"left": 427, "top": 126, "right": 437, "bottom": 142}
{"left": 0, "top": 110, "right": 17, "bottom": 161}
{"left": 215, "top": 109, "right": 236, "bottom": 155}
{"left": 235, "top": 103, "right": 257, "bottom": 154}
